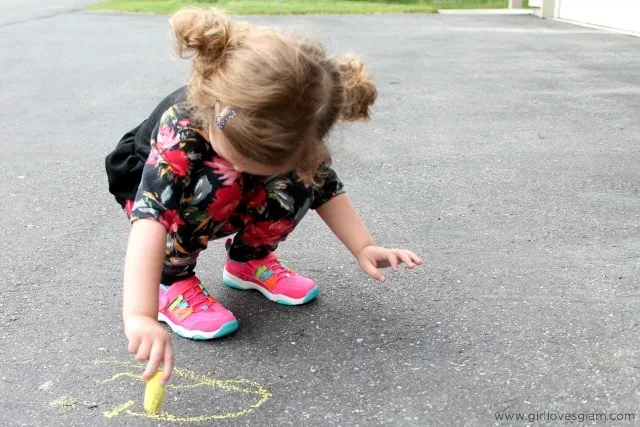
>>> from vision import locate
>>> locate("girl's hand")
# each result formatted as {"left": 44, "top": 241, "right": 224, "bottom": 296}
{"left": 356, "top": 245, "right": 423, "bottom": 281}
{"left": 124, "top": 315, "right": 174, "bottom": 385}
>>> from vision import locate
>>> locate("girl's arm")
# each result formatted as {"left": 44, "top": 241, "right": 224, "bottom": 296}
{"left": 123, "top": 219, "right": 166, "bottom": 320}
{"left": 315, "top": 193, "right": 375, "bottom": 257}
{"left": 122, "top": 219, "right": 174, "bottom": 385}
{"left": 316, "top": 193, "right": 422, "bottom": 281}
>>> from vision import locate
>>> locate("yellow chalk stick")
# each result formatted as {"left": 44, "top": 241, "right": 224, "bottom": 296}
{"left": 144, "top": 370, "right": 165, "bottom": 414}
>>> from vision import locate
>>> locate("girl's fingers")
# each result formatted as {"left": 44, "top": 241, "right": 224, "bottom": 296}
{"left": 161, "top": 341, "right": 174, "bottom": 386}
{"left": 387, "top": 252, "right": 399, "bottom": 272}
{"left": 408, "top": 251, "right": 423, "bottom": 265}
{"left": 135, "top": 339, "right": 152, "bottom": 362}
{"left": 127, "top": 335, "right": 141, "bottom": 355}
{"left": 143, "top": 340, "right": 165, "bottom": 382}
{"left": 397, "top": 250, "right": 416, "bottom": 269}
{"left": 361, "top": 259, "right": 385, "bottom": 281}
{"left": 142, "top": 357, "right": 162, "bottom": 383}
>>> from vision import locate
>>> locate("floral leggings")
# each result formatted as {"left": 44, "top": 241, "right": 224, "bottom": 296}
{"left": 124, "top": 172, "right": 326, "bottom": 284}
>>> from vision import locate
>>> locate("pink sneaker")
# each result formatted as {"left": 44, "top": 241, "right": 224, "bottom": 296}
{"left": 158, "top": 276, "right": 238, "bottom": 340}
{"left": 223, "top": 253, "right": 319, "bottom": 305}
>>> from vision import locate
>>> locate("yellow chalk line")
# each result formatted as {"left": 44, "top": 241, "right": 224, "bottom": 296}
{"left": 103, "top": 400, "right": 134, "bottom": 418}
{"left": 93, "top": 359, "right": 272, "bottom": 423}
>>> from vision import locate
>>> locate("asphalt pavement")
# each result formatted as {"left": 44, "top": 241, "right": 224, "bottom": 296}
{"left": 1, "top": 3, "right": 639, "bottom": 426}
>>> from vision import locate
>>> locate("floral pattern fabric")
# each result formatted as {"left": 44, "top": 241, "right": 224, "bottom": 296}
{"left": 129, "top": 102, "right": 345, "bottom": 282}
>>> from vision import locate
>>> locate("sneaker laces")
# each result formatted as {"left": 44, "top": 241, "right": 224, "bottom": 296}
{"left": 181, "top": 280, "right": 211, "bottom": 311}
{"left": 225, "top": 239, "right": 295, "bottom": 280}
{"left": 263, "top": 254, "right": 295, "bottom": 280}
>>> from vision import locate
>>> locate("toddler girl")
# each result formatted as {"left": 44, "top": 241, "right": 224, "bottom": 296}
{"left": 105, "top": 8, "right": 422, "bottom": 384}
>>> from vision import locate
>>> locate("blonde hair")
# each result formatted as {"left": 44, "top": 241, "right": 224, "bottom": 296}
{"left": 169, "top": 8, "right": 377, "bottom": 183}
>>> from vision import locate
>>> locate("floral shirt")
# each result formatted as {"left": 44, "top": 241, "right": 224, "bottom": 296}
{"left": 129, "top": 102, "right": 346, "bottom": 238}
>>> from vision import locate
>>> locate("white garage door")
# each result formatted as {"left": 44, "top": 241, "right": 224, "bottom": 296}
{"left": 558, "top": 0, "right": 640, "bottom": 34}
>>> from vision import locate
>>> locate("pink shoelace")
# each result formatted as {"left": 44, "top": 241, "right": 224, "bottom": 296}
{"left": 262, "top": 254, "right": 295, "bottom": 280}
{"left": 179, "top": 279, "right": 211, "bottom": 311}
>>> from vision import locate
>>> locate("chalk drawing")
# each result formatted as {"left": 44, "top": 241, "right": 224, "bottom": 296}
{"left": 92, "top": 359, "right": 271, "bottom": 423}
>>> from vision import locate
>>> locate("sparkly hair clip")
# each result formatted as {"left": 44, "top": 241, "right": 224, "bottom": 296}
{"left": 214, "top": 105, "right": 237, "bottom": 130}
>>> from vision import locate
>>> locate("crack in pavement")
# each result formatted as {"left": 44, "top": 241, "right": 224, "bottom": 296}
{"left": 0, "top": 8, "right": 83, "bottom": 28}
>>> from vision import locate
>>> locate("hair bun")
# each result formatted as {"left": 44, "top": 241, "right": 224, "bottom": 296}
{"left": 333, "top": 54, "right": 377, "bottom": 121}
{"left": 169, "top": 8, "right": 230, "bottom": 59}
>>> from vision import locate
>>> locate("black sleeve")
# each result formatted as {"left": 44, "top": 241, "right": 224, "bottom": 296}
{"left": 310, "top": 165, "right": 346, "bottom": 210}
{"left": 105, "top": 87, "right": 188, "bottom": 203}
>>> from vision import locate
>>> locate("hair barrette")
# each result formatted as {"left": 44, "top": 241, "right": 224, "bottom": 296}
{"left": 214, "top": 105, "right": 237, "bottom": 130}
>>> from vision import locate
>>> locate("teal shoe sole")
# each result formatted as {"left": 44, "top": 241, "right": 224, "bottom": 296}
{"left": 224, "top": 276, "right": 320, "bottom": 306}
{"left": 172, "top": 320, "right": 239, "bottom": 340}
